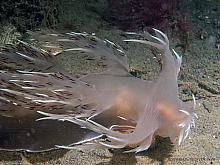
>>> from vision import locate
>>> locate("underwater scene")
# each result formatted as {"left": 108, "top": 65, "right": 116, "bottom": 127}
{"left": 0, "top": 0, "right": 219, "bottom": 164}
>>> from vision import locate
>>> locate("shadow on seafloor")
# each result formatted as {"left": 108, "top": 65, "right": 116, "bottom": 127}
{"left": 0, "top": 136, "right": 174, "bottom": 165}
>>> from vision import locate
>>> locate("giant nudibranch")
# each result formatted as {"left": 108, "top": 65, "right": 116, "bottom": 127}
{"left": 0, "top": 29, "right": 197, "bottom": 153}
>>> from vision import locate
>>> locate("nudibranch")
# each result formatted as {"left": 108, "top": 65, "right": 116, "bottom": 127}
{"left": 0, "top": 29, "right": 197, "bottom": 153}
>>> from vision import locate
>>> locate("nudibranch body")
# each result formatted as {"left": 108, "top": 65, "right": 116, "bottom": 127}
{"left": 0, "top": 29, "right": 197, "bottom": 153}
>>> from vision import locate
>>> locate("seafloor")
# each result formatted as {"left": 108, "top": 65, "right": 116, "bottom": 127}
{"left": 0, "top": 0, "right": 219, "bottom": 165}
